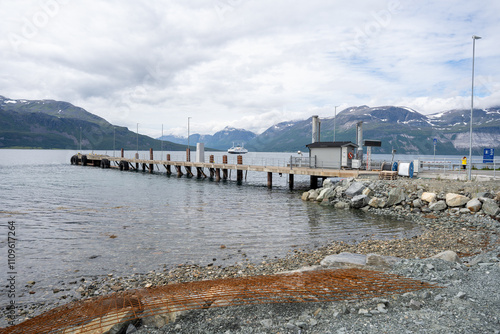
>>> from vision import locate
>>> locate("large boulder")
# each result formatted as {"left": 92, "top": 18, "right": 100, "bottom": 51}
{"left": 345, "top": 182, "right": 366, "bottom": 198}
{"left": 301, "top": 192, "right": 310, "bottom": 201}
{"left": 429, "top": 200, "right": 447, "bottom": 211}
{"left": 369, "top": 197, "right": 386, "bottom": 208}
{"left": 308, "top": 190, "right": 320, "bottom": 201}
{"left": 430, "top": 250, "right": 462, "bottom": 264}
{"left": 421, "top": 192, "right": 437, "bottom": 203}
{"left": 334, "top": 201, "right": 349, "bottom": 209}
{"left": 482, "top": 199, "right": 500, "bottom": 216}
{"left": 320, "top": 252, "right": 401, "bottom": 270}
{"left": 466, "top": 198, "right": 482, "bottom": 212}
{"left": 495, "top": 191, "right": 500, "bottom": 202}
{"left": 317, "top": 187, "right": 335, "bottom": 201}
{"left": 385, "top": 188, "right": 405, "bottom": 207}
{"left": 351, "top": 194, "right": 369, "bottom": 209}
{"left": 445, "top": 193, "right": 470, "bottom": 207}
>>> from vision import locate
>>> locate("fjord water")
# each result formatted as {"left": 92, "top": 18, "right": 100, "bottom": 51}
{"left": 0, "top": 149, "right": 419, "bottom": 309}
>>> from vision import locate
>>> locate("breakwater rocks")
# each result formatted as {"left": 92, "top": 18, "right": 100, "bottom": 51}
{"left": 302, "top": 178, "right": 500, "bottom": 226}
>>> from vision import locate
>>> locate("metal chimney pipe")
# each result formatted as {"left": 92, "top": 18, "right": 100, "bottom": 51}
{"left": 356, "top": 121, "right": 363, "bottom": 162}
{"left": 312, "top": 116, "right": 320, "bottom": 143}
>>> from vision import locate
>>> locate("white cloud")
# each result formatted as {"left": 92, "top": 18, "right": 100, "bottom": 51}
{"left": 1, "top": 0, "right": 499, "bottom": 137}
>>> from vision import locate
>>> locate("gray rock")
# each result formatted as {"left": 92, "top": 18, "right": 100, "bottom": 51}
{"left": 430, "top": 250, "right": 462, "bottom": 264}
{"left": 345, "top": 182, "right": 366, "bottom": 198}
{"left": 369, "top": 197, "right": 386, "bottom": 208}
{"left": 320, "top": 252, "right": 366, "bottom": 268}
{"left": 260, "top": 319, "right": 273, "bottom": 328}
{"left": 334, "top": 201, "right": 349, "bottom": 209}
{"left": 301, "top": 192, "right": 310, "bottom": 201}
{"left": 351, "top": 194, "right": 369, "bottom": 209}
{"left": 421, "top": 192, "right": 437, "bottom": 203}
{"left": 445, "top": 193, "right": 470, "bottom": 207}
{"left": 476, "top": 192, "right": 494, "bottom": 199}
{"left": 429, "top": 200, "right": 447, "bottom": 211}
{"left": 413, "top": 199, "right": 423, "bottom": 208}
{"left": 386, "top": 188, "right": 406, "bottom": 207}
{"left": 317, "top": 187, "right": 334, "bottom": 201}
{"left": 366, "top": 253, "right": 402, "bottom": 269}
{"left": 466, "top": 198, "right": 482, "bottom": 212}
{"left": 362, "top": 187, "right": 373, "bottom": 197}
{"left": 482, "top": 199, "right": 500, "bottom": 216}
{"left": 308, "top": 190, "right": 319, "bottom": 201}
{"left": 409, "top": 299, "right": 422, "bottom": 310}
{"left": 469, "top": 253, "right": 489, "bottom": 266}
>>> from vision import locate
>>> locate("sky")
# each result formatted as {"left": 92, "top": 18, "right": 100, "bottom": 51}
{"left": 1, "top": 0, "right": 499, "bottom": 138}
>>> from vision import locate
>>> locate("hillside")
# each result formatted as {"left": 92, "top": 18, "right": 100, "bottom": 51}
{"left": 0, "top": 96, "right": 186, "bottom": 151}
{"left": 245, "top": 106, "right": 500, "bottom": 154}
{"left": 159, "top": 126, "right": 256, "bottom": 150}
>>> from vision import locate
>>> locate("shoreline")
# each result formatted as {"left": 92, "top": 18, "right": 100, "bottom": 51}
{"left": 1, "top": 177, "right": 500, "bottom": 332}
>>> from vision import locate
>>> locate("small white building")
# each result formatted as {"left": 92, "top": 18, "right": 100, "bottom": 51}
{"left": 306, "top": 141, "right": 358, "bottom": 169}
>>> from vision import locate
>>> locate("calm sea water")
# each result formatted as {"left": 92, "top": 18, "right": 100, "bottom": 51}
{"left": 0, "top": 149, "right": 432, "bottom": 312}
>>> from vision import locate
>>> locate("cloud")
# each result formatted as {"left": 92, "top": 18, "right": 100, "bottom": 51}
{"left": 1, "top": 0, "right": 499, "bottom": 137}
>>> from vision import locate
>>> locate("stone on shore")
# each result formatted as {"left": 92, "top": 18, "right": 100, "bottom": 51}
{"left": 386, "top": 188, "right": 405, "bottom": 207}
{"left": 421, "top": 192, "right": 437, "bottom": 203}
{"left": 429, "top": 200, "right": 447, "bottom": 211}
{"left": 320, "top": 252, "right": 401, "bottom": 270}
{"left": 430, "top": 250, "right": 462, "bottom": 264}
{"left": 317, "top": 187, "right": 334, "bottom": 202}
{"left": 368, "top": 197, "right": 386, "bottom": 208}
{"left": 445, "top": 193, "right": 470, "bottom": 207}
{"left": 481, "top": 199, "right": 500, "bottom": 216}
{"left": 301, "top": 192, "right": 310, "bottom": 201}
{"left": 345, "top": 182, "right": 366, "bottom": 198}
{"left": 466, "top": 198, "right": 482, "bottom": 212}
{"left": 351, "top": 195, "right": 369, "bottom": 209}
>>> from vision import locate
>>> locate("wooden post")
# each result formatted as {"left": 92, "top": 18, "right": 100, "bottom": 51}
{"left": 186, "top": 148, "right": 190, "bottom": 162}
{"left": 149, "top": 148, "right": 154, "bottom": 173}
{"left": 215, "top": 168, "right": 221, "bottom": 181}
{"left": 121, "top": 148, "right": 124, "bottom": 158}
{"left": 175, "top": 165, "right": 183, "bottom": 177}
{"left": 237, "top": 155, "right": 243, "bottom": 181}
{"left": 310, "top": 175, "right": 318, "bottom": 189}
{"left": 267, "top": 172, "right": 272, "bottom": 189}
{"left": 222, "top": 155, "right": 228, "bottom": 180}
{"left": 165, "top": 154, "right": 171, "bottom": 175}
{"left": 289, "top": 174, "right": 294, "bottom": 190}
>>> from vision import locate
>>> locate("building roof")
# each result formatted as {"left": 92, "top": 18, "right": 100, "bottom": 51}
{"left": 306, "top": 141, "right": 359, "bottom": 149}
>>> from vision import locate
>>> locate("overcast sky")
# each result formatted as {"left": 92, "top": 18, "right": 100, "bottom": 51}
{"left": 1, "top": 0, "right": 499, "bottom": 137}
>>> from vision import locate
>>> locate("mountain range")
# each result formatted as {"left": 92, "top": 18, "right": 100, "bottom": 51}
{"left": 0, "top": 96, "right": 185, "bottom": 151}
{"left": 162, "top": 105, "right": 500, "bottom": 155}
{"left": 1, "top": 95, "right": 499, "bottom": 155}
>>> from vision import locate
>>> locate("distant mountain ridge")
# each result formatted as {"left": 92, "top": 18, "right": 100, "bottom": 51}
{"left": 168, "top": 105, "right": 500, "bottom": 154}
{"left": 0, "top": 96, "right": 185, "bottom": 150}
{"left": 2, "top": 95, "right": 499, "bottom": 154}
{"left": 159, "top": 126, "right": 256, "bottom": 150}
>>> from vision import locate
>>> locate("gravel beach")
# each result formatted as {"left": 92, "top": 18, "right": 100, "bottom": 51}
{"left": 2, "top": 177, "right": 500, "bottom": 333}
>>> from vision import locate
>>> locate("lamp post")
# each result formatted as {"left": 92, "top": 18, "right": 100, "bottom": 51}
{"left": 136, "top": 123, "right": 139, "bottom": 154}
{"left": 333, "top": 105, "right": 339, "bottom": 142}
{"left": 187, "top": 117, "right": 191, "bottom": 162}
{"left": 468, "top": 35, "right": 481, "bottom": 181}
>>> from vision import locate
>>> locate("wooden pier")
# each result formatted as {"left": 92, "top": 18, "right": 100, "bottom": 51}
{"left": 70, "top": 149, "right": 380, "bottom": 189}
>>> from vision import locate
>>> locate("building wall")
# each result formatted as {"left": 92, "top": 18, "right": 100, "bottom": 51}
{"left": 310, "top": 147, "right": 342, "bottom": 168}
{"left": 309, "top": 146, "right": 357, "bottom": 169}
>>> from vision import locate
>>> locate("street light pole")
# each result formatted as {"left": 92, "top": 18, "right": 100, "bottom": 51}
{"left": 136, "top": 123, "right": 139, "bottom": 154}
{"left": 333, "top": 105, "right": 339, "bottom": 142}
{"left": 187, "top": 117, "right": 191, "bottom": 162}
{"left": 468, "top": 35, "right": 481, "bottom": 181}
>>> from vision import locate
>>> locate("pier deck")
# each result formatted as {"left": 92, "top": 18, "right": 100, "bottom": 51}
{"left": 72, "top": 152, "right": 381, "bottom": 189}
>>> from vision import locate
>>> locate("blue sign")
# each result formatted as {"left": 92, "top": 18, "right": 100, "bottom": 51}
{"left": 483, "top": 148, "right": 494, "bottom": 163}
{"left": 433, "top": 138, "right": 437, "bottom": 146}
